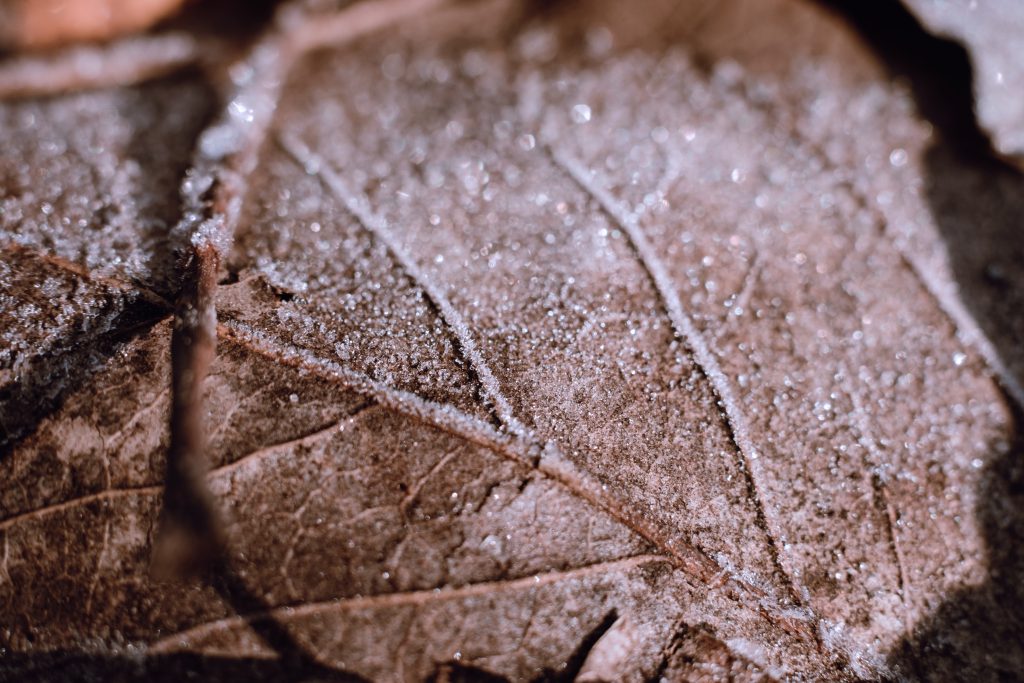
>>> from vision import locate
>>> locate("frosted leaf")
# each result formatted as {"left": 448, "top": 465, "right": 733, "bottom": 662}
{"left": 0, "top": 75, "right": 214, "bottom": 289}
{"left": 901, "top": 0, "right": 1024, "bottom": 158}
{"left": 1, "top": 0, "right": 1022, "bottom": 681}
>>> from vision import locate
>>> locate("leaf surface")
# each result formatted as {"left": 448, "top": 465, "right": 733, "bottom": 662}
{"left": 1, "top": 0, "right": 1022, "bottom": 680}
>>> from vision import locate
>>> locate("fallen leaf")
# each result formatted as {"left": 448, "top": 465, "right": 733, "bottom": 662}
{"left": 1, "top": 0, "right": 1022, "bottom": 680}
{"left": 899, "top": 0, "right": 1024, "bottom": 161}
{"left": 0, "top": 0, "right": 188, "bottom": 50}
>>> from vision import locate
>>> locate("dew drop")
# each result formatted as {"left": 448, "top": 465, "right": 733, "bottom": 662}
{"left": 571, "top": 103, "right": 592, "bottom": 124}
{"left": 228, "top": 99, "right": 255, "bottom": 124}
{"left": 585, "top": 26, "right": 614, "bottom": 57}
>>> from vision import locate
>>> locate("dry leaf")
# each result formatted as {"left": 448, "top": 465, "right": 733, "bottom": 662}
{"left": 0, "top": 0, "right": 188, "bottom": 50}
{"left": 1, "top": 0, "right": 1022, "bottom": 681}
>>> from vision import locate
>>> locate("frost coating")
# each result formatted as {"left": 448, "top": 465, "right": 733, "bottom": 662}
{"left": 225, "top": 18, "right": 1012, "bottom": 675}
{"left": 1, "top": 0, "right": 1020, "bottom": 679}
{"left": 902, "top": 0, "right": 1024, "bottom": 159}
{"left": 0, "top": 77, "right": 213, "bottom": 290}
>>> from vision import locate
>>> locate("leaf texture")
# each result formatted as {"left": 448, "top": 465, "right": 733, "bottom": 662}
{"left": 0, "top": 73, "right": 213, "bottom": 444}
{"left": 1, "top": 0, "right": 1022, "bottom": 681}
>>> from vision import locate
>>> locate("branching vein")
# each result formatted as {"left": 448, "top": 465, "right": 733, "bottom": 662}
{"left": 546, "top": 146, "right": 802, "bottom": 606}
{"left": 218, "top": 320, "right": 816, "bottom": 635}
{"left": 276, "top": 131, "right": 528, "bottom": 440}
{"left": 148, "top": 553, "right": 670, "bottom": 652}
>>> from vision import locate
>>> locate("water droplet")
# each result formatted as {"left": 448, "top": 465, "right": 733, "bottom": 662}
{"left": 571, "top": 104, "right": 592, "bottom": 124}
{"left": 381, "top": 53, "right": 404, "bottom": 80}
{"left": 481, "top": 534, "right": 505, "bottom": 556}
{"left": 446, "top": 120, "right": 464, "bottom": 139}
{"left": 516, "top": 28, "right": 557, "bottom": 62}
{"left": 228, "top": 99, "right": 255, "bottom": 124}
{"left": 517, "top": 133, "right": 536, "bottom": 151}
{"left": 199, "top": 124, "right": 242, "bottom": 159}
{"left": 889, "top": 148, "right": 908, "bottom": 167}
{"left": 585, "top": 26, "right": 614, "bottom": 57}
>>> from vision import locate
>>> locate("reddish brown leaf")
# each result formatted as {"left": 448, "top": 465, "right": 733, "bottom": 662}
{"left": 1, "top": 0, "right": 1022, "bottom": 680}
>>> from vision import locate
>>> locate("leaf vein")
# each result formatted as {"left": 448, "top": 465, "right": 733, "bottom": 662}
{"left": 546, "top": 145, "right": 804, "bottom": 607}
{"left": 147, "top": 553, "right": 671, "bottom": 653}
{"left": 219, "top": 320, "right": 818, "bottom": 634}
{"left": 275, "top": 131, "right": 527, "bottom": 440}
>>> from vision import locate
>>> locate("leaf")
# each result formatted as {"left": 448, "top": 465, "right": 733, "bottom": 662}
{"left": 1, "top": 0, "right": 1022, "bottom": 680}
{"left": 0, "top": 72, "right": 213, "bottom": 444}
{"left": 898, "top": 0, "right": 1024, "bottom": 161}
{"left": 0, "top": 0, "right": 187, "bottom": 50}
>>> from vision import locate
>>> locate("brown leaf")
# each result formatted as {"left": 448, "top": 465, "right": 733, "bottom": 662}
{"left": 2, "top": 0, "right": 1022, "bottom": 680}
{"left": 0, "top": 73, "right": 212, "bottom": 444}
{"left": 0, "top": 0, "right": 188, "bottom": 50}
